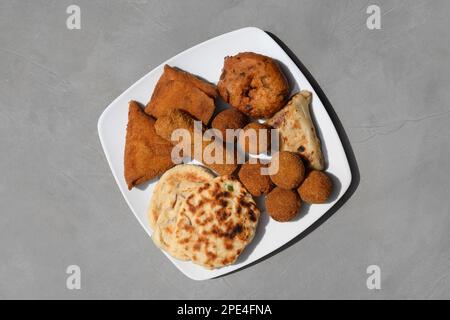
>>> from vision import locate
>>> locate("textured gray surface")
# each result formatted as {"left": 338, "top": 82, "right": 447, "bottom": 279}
{"left": 0, "top": 0, "right": 449, "bottom": 299}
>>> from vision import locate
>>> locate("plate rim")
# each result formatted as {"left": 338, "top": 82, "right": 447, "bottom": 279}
{"left": 98, "top": 26, "right": 352, "bottom": 281}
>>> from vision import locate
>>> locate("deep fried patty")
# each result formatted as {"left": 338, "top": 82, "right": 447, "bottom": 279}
{"left": 298, "top": 170, "right": 333, "bottom": 204}
{"left": 265, "top": 187, "right": 301, "bottom": 222}
{"left": 239, "top": 122, "right": 272, "bottom": 155}
{"left": 270, "top": 151, "right": 305, "bottom": 189}
{"left": 238, "top": 160, "right": 273, "bottom": 197}
{"left": 218, "top": 52, "right": 289, "bottom": 119}
{"left": 211, "top": 108, "right": 248, "bottom": 141}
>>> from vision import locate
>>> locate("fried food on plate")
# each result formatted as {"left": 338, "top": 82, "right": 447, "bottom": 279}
{"left": 155, "top": 109, "right": 239, "bottom": 176}
{"left": 238, "top": 122, "right": 272, "bottom": 155}
{"left": 211, "top": 108, "right": 248, "bottom": 141}
{"left": 265, "top": 187, "right": 301, "bottom": 222}
{"left": 150, "top": 165, "right": 215, "bottom": 260}
{"left": 218, "top": 52, "right": 289, "bottom": 118}
{"left": 267, "top": 91, "right": 325, "bottom": 170}
{"left": 124, "top": 101, "right": 175, "bottom": 190}
{"left": 146, "top": 80, "right": 215, "bottom": 125}
{"left": 270, "top": 151, "right": 305, "bottom": 189}
{"left": 146, "top": 65, "right": 218, "bottom": 124}
{"left": 298, "top": 170, "right": 333, "bottom": 204}
{"left": 202, "top": 140, "right": 240, "bottom": 176}
{"left": 155, "top": 108, "right": 204, "bottom": 142}
{"left": 238, "top": 160, "right": 272, "bottom": 197}
{"left": 161, "top": 64, "right": 218, "bottom": 99}
{"left": 175, "top": 176, "right": 260, "bottom": 269}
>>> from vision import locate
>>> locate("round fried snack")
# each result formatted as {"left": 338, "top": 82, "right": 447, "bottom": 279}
{"left": 298, "top": 171, "right": 333, "bottom": 204}
{"left": 238, "top": 160, "right": 272, "bottom": 197}
{"left": 218, "top": 52, "right": 289, "bottom": 118}
{"left": 239, "top": 122, "right": 272, "bottom": 155}
{"left": 270, "top": 151, "right": 305, "bottom": 189}
{"left": 211, "top": 108, "right": 248, "bottom": 141}
{"left": 265, "top": 188, "right": 301, "bottom": 222}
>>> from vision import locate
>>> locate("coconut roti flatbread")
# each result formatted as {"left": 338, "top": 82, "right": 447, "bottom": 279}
{"left": 149, "top": 165, "right": 215, "bottom": 260}
{"left": 174, "top": 176, "right": 260, "bottom": 269}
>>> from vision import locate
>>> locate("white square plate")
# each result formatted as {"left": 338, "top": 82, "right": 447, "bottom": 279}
{"left": 98, "top": 27, "right": 352, "bottom": 281}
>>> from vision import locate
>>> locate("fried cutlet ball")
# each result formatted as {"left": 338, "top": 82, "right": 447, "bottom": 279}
{"left": 211, "top": 108, "right": 249, "bottom": 141}
{"left": 298, "top": 171, "right": 333, "bottom": 204}
{"left": 218, "top": 52, "right": 289, "bottom": 118}
{"left": 265, "top": 188, "right": 301, "bottom": 222}
{"left": 238, "top": 160, "right": 273, "bottom": 197}
{"left": 270, "top": 151, "right": 305, "bottom": 189}
{"left": 154, "top": 109, "right": 239, "bottom": 176}
{"left": 238, "top": 122, "right": 272, "bottom": 155}
{"left": 202, "top": 141, "right": 240, "bottom": 176}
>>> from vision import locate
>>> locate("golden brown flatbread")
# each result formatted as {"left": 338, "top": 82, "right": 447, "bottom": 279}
{"left": 174, "top": 176, "right": 260, "bottom": 269}
{"left": 124, "top": 101, "right": 175, "bottom": 190}
{"left": 149, "top": 165, "right": 215, "bottom": 260}
{"left": 145, "top": 65, "right": 218, "bottom": 124}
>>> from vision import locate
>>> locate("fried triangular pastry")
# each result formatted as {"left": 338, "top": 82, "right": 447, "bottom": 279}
{"left": 124, "top": 101, "right": 175, "bottom": 190}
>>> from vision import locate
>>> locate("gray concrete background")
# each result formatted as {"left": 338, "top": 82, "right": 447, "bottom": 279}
{"left": 0, "top": 0, "right": 449, "bottom": 299}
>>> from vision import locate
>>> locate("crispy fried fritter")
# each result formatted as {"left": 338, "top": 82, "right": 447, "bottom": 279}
{"left": 145, "top": 65, "right": 218, "bottom": 125}
{"left": 124, "top": 101, "right": 175, "bottom": 190}
{"left": 211, "top": 108, "right": 248, "bottom": 141}
{"left": 265, "top": 187, "right": 301, "bottom": 222}
{"left": 238, "top": 160, "right": 272, "bottom": 197}
{"left": 146, "top": 80, "right": 215, "bottom": 125}
{"left": 218, "top": 52, "right": 289, "bottom": 118}
{"left": 155, "top": 109, "right": 204, "bottom": 142}
{"left": 161, "top": 65, "right": 218, "bottom": 99}
{"left": 202, "top": 141, "right": 240, "bottom": 176}
{"left": 238, "top": 122, "right": 272, "bottom": 155}
{"left": 270, "top": 151, "right": 305, "bottom": 189}
{"left": 298, "top": 171, "right": 333, "bottom": 204}
{"left": 154, "top": 109, "right": 239, "bottom": 176}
